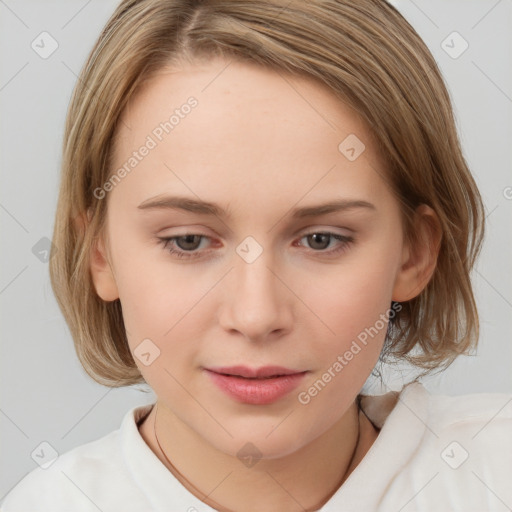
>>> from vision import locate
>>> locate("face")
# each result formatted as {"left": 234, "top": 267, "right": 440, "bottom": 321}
{"left": 92, "top": 57, "right": 415, "bottom": 459}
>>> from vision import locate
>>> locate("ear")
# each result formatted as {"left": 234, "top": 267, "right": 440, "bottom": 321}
{"left": 77, "top": 209, "right": 119, "bottom": 302}
{"left": 392, "top": 204, "right": 442, "bottom": 302}
{"left": 90, "top": 234, "right": 120, "bottom": 302}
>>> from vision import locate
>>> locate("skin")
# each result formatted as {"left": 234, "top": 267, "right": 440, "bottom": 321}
{"left": 89, "top": 57, "right": 441, "bottom": 511}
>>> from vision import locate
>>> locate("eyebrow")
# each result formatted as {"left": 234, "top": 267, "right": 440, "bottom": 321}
{"left": 137, "top": 195, "right": 376, "bottom": 219}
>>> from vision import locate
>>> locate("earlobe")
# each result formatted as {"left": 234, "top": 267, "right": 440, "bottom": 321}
{"left": 392, "top": 204, "right": 442, "bottom": 302}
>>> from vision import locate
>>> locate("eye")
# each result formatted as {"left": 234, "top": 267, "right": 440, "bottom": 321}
{"left": 157, "top": 234, "right": 211, "bottom": 259}
{"left": 296, "top": 231, "right": 354, "bottom": 256}
{"left": 157, "top": 231, "right": 354, "bottom": 260}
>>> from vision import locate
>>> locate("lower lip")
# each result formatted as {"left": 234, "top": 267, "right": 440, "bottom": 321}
{"left": 205, "top": 370, "right": 307, "bottom": 405}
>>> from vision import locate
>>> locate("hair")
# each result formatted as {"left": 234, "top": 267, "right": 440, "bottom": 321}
{"left": 49, "top": 0, "right": 485, "bottom": 387}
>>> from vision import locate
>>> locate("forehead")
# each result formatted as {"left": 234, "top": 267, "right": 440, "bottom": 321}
{"left": 110, "top": 58, "right": 390, "bottom": 211}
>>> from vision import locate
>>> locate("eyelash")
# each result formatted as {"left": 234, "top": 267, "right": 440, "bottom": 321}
{"left": 157, "top": 231, "right": 354, "bottom": 260}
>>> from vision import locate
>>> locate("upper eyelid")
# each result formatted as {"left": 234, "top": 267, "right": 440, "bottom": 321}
{"left": 158, "top": 225, "right": 353, "bottom": 237}
{"left": 160, "top": 228, "right": 351, "bottom": 240}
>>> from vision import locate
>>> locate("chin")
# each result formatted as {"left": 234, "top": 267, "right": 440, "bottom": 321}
{"left": 204, "top": 420, "right": 317, "bottom": 462}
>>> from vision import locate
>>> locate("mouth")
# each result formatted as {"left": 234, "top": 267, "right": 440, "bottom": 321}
{"left": 203, "top": 365, "right": 308, "bottom": 404}
{"left": 206, "top": 365, "right": 304, "bottom": 379}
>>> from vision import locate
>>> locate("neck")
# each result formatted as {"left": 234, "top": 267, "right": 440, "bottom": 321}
{"left": 139, "top": 400, "right": 378, "bottom": 512}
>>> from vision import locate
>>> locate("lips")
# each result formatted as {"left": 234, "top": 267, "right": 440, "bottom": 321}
{"left": 204, "top": 365, "right": 308, "bottom": 405}
{"left": 207, "top": 365, "right": 303, "bottom": 379}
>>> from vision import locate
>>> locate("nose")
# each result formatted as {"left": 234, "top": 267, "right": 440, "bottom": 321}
{"left": 218, "top": 242, "right": 294, "bottom": 343}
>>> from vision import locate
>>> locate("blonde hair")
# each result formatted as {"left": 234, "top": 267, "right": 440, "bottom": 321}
{"left": 49, "top": 0, "right": 485, "bottom": 387}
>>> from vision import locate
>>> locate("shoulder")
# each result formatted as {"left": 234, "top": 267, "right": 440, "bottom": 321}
{"left": 424, "top": 385, "right": 512, "bottom": 446}
{"left": 357, "top": 383, "right": 512, "bottom": 510}
{"left": 426, "top": 385, "right": 512, "bottom": 425}
{"left": 0, "top": 405, "right": 152, "bottom": 512}
{"left": 397, "top": 383, "right": 512, "bottom": 509}
{"left": 378, "top": 380, "right": 512, "bottom": 433}
{"left": 393, "top": 382, "right": 512, "bottom": 455}
{"left": 1, "top": 431, "right": 123, "bottom": 512}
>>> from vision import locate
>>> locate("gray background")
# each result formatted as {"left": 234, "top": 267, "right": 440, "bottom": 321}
{"left": 1, "top": 0, "right": 511, "bottom": 499}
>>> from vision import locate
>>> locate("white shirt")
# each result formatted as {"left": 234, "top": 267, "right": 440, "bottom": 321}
{"left": 1, "top": 382, "right": 511, "bottom": 511}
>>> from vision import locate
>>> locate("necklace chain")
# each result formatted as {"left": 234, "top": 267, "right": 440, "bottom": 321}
{"left": 152, "top": 399, "right": 361, "bottom": 512}
{"left": 152, "top": 403, "right": 233, "bottom": 512}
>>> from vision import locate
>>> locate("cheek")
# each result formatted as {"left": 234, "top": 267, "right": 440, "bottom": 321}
{"left": 308, "top": 281, "right": 390, "bottom": 386}
{"left": 306, "top": 249, "right": 399, "bottom": 347}
{"left": 294, "top": 266, "right": 395, "bottom": 427}
{"left": 296, "top": 238, "right": 400, "bottom": 409}
{"left": 115, "top": 263, "right": 205, "bottom": 394}
{"left": 107, "top": 234, "right": 205, "bottom": 364}
{"left": 108, "top": 223, "right": 187, "bottom": 325}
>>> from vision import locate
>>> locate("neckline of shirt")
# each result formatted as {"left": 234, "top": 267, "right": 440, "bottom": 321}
{"left": 121, "top": 381, "right": 430, "bottom": 511}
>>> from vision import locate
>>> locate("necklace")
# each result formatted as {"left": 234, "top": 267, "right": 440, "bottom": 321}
{"left": 152, "top": 403, "right": 232, "bottom": 512}
{"left": 152, "top": 399, "right": 362, "bottom": 512}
